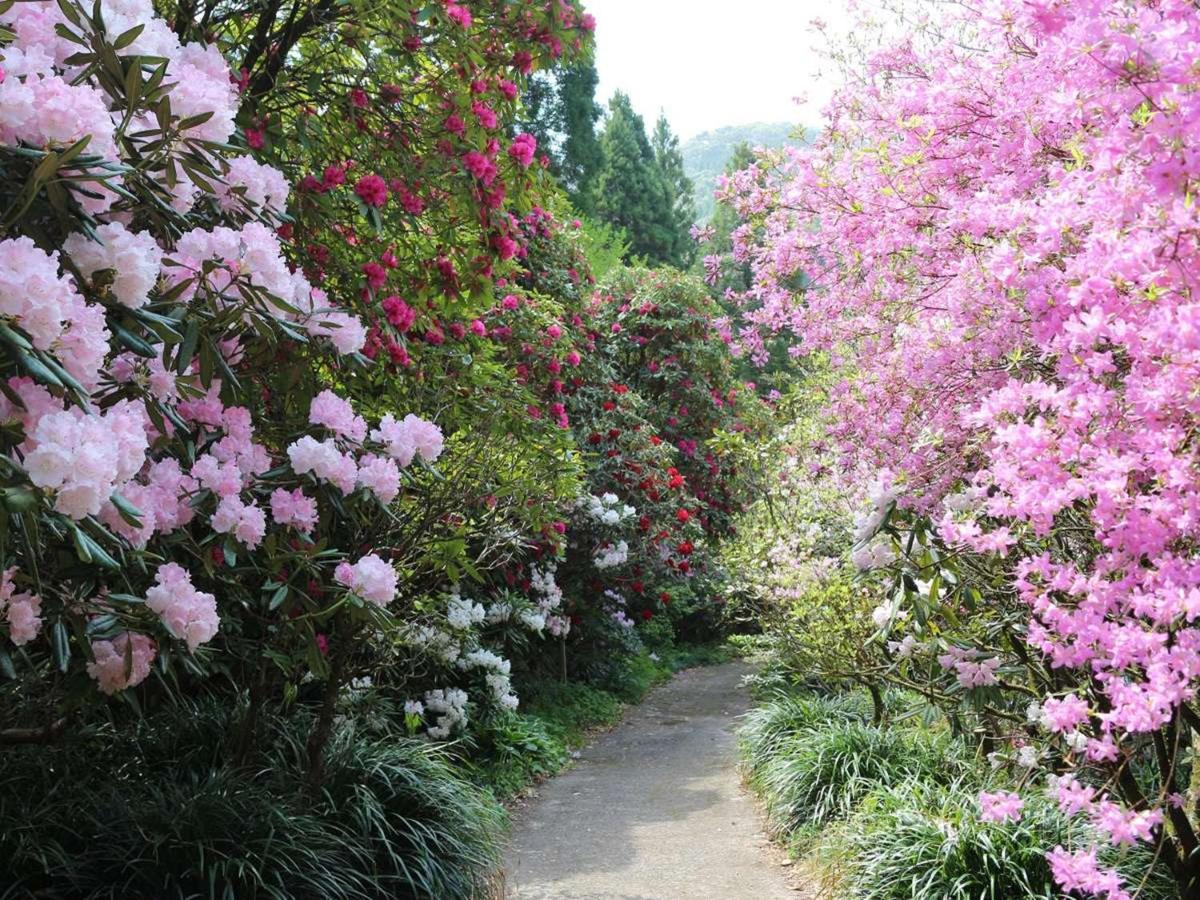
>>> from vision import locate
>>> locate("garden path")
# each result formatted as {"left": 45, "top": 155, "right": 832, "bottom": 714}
{"left": 503, "top": 661, "right": 802, "bottom": 899}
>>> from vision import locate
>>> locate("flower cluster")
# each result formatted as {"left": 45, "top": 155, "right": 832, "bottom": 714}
{"left": 334, "top": 554, "right": 398, "bottom": 608}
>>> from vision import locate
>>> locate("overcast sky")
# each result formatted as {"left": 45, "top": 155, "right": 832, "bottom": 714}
{"left": 586, "top": 0, "right": 860, "bottom": 140}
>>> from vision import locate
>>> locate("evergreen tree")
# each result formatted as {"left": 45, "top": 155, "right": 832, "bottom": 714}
{"left": 557, "top": 62, "right": 604, "bottom": 211}
{"left": 594, "top": 93, "right": 687, "bottom": 267}
{"left": 515, "top": 60, "right": 603, "bottom": 212}
{"left": 651, "top": 114, "right": 697, "bottom": 267}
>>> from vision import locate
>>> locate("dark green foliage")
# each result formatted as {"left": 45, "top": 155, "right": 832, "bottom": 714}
{"left": 738, "top": 693, "right": 966, "bottom": 845}
{"left": 516, "top": 60, "right": 605, "bottom": 211}
{"left": 738, "top": 689, "right": 1174, "bottom": 898}
{"left": 0, "top": 703, "right": 504, "bottom": 899}
{"left": 466, "top": 711, "right": 568, "bottom": 800}
{"left": 593, "top": 93, "right": 691, "bottom": 267}
{"left": 519, "top": 677, "right": 625, "bottom": 746}
{"left": 651, "top": 114, "right": 696, "bottom": 268}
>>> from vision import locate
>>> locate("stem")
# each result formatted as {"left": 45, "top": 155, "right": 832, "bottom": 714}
{"left": 0, "top": 716, "right": 68, "bottom": 744}
{"left": 306, "top": 626, "right": 348, "bottom": 790}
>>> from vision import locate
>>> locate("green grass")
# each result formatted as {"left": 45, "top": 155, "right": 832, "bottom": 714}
{"left": 0, "top": 703, "right": 505, "bottom": 899}
{"left": 520, "top": 678, "right": 626, "bottom": 746}
{"left": 832, "top": 777, "right": 1177, "bottom": 900}
{"left": 739, "top": 688, "right": 1176, "bottom": 898}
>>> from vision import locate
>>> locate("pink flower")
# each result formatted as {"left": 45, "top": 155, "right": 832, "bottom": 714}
{"left": 211, "top": 495, "right": 266, "bottom": 549}
{"left": 334, "top": 553, "right": 398, "bottom": 606}
{"left": 463, "top": 150, "right": 497, "bottom": 185}
{"left": 1042, "top": 694, "right": 1090, "bottom": 733}
{"left": 270, "top": 487, "right": 319, "bottom": 534}
{"left": 471, "top": 100, "right": 497, "bottom": 129}
{"left": 0, "top": 567, "right": 41, "bottom": 647}
{"left": 88, "top": 633, "right": 156, "bottom": 695}
{"left": 309, "top": 390, "right": 367, "bottom": 442}
{"left": 145, "top": 563, "right": 219, "bottom": 652}
{"left": 64, "top": 222, "right": 162, "bottom": 309}
{"left": 979, "top": 790, "right": 1024, "bottom": 824}
{"left": 287, "top": 436, "right": 359, "bottom": 494}
{"left": 371, "top": 413, "right": 444, "bottom": 466}
{"left": 445, "top": 1, "right": 471, "bottom": 28}
{"left": 357, "top": 454, "right": 401, "bottom": 504}
{"left": 382, "top": 295, "right": 416, "bottom": 331}
{"left": 508, "top": 133, "right": 537, "bottom": 168}
{"left": 354, "top": 174, "right": 388, "bottom": 208}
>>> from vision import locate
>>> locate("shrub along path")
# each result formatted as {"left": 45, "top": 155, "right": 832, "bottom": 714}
{"left": 503, "top": 661, "right": 800, "bottom": 899}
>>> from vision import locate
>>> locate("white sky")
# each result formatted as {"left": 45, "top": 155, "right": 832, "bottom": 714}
{"left": 587, "top": 0, "right": 861, "bottom": 140}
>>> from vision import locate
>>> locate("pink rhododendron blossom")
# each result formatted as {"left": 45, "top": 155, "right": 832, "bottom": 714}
{"left": 357, "top": 454, "right": 401, "bottom": 504}
{"left": 270, "top": 487, "right": 319, "bottom": 534}
{"left": 354, "top": 174, "right": 388, "bottom": 208}
{"left": 145, "top": 563, "right": 219, "bottom": 652}
{"left": 508, "top": 133, "right": 537, "bottom": 168}
{"left": 87, "top": 633, "right": 156, "bottom": 695}
{"left": 309, "top": 390, "right": 367, "bottom": 442}
{"left": 0, "top": 567, "right": 41, "bottom": 647}
{"left": 370, "top": 413, "right": 444, "bottom": 466}
{"left": 211, "top": 494, "right": 267, "bottom": 548}
{"left": 287, "top": 435, "right": 359, "bottom": 494}
{"left": 0, "top": 237, "right": 83, "bottom": 350}
{"left": 64, "top": 222, "right": 162, "bottom": 309}
{"left": 23, "top": 401, "right": 148, "bottom": 520}
{"left": 334, "top": 553, "right": 397, "bottom": 607}
{"left": 215, "top": 155, "right": 290, "bottom": 217}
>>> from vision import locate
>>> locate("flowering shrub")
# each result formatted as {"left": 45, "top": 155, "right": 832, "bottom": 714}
{"left": 721, "top": 1, "right": 1200, "bottom": 894}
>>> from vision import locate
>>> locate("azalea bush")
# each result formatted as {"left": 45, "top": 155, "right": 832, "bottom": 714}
{"left": 719, "top": 0, "right": 1200, "bottom": 895}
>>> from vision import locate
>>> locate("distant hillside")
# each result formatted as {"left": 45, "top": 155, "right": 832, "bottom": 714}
{"left": 682, "top": 123, "right": 815, "bottom": 223}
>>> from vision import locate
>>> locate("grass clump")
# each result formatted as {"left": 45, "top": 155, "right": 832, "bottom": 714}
{"left": 835, "top": 777, "right": 1176, "bottom": 900}
{"left": 753, "top": 719, "right": 964, "bottom": 841}
{"left": 0, "top": 703, "right": 505, "bottom": 900}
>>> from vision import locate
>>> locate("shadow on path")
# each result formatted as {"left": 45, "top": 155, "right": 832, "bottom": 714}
{"left": 502, "top": 661, "right": 800, "bottom": 900}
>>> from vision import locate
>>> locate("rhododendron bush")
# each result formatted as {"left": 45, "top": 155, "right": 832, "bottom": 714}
{"left": 720, "top": 0, "right": 1200, "bottom": 894}
{"left": 0, "top": 0, "right": 601, "bottom": 755}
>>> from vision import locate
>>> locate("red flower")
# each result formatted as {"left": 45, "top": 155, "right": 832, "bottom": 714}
{"left": 660, "top": 592, "right": 670, "bottom": 604}
{"left": 676, "top": 509, "right": 690, "bottom": 523}
{"left": 641, "top": 609, "right": 653, "bottom": 621}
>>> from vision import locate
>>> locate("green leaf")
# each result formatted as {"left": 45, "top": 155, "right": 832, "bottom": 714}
{"left": 51, "top": 620, "right": 71, "bottom": 672}
{"left": 0, "top": 644, "right": 15, "bottom": 679}
{"left": 175, "top": 319, "right": 199, "bottom": 374}
{"left": 112, "top": 22, "right": 143, "bottom": 49}
{"left": 112, "top": 322, "right": 157, "bottom": 357}
{"left": 109, "top": 491, "right": 144, "bottom": 527}
{"left": 268, "top": 584, "right": 289, "bottom": 611}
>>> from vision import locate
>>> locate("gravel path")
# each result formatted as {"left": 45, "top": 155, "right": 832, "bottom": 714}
{"left": 502, "top": 661, "right": 801, "bottom": 899}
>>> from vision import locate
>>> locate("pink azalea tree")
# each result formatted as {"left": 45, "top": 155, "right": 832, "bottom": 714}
{"left": 718, "top": 1, "right": 1200, "bottom": 895}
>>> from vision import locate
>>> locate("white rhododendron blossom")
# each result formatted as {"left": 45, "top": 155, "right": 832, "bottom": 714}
{"left": 593, "top": 540, "right": 629, "bottom": 570}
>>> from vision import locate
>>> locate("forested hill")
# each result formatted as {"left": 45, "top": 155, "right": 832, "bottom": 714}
{"left": 682, "top": 122, "right": 815, "bottom": 222}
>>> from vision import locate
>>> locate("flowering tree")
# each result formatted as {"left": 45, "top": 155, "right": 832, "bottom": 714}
{"left": 719, "top": 1, "right": 1200, "bottom": 895}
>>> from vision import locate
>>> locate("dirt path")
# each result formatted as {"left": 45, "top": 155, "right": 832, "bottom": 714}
{"left": 502, "top": 661, "right": 801, "bottom": 899}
